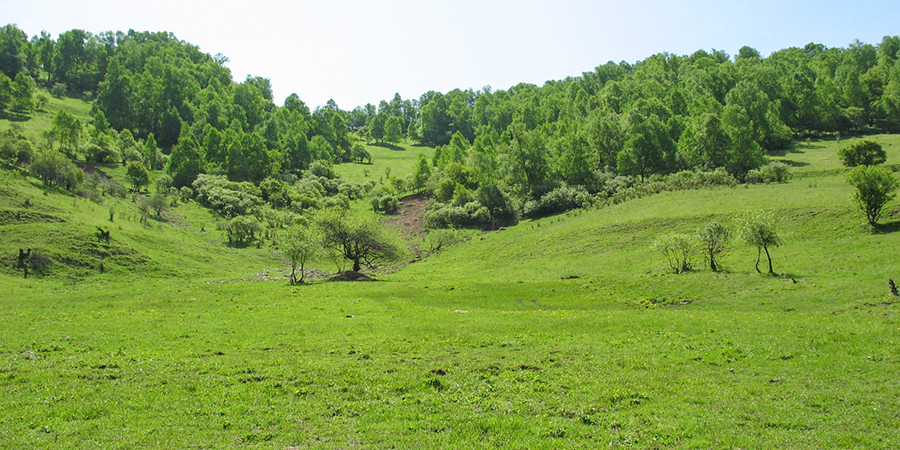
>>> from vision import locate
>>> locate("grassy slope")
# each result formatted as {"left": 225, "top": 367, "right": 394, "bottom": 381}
{"left": 2, "top": 106, "right": 900, "bottom": 448}
{"left": 0, "top": 89, "right": 93, "bottom": 143}
{"left": 332, "top": 140, "right": 434, "bottom": 184}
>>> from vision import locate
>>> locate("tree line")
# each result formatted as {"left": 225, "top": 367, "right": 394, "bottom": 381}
{"left": 3, "top": 24, "right": 900, "bottom": 229}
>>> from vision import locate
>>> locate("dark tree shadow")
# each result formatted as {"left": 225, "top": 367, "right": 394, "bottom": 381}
{"left": 779, "top": 159, "right": 809, "bottom": 168}
{"left": 767, "top": 145, "right": 804, "bottom": 157}
{"left": 873, "top": 220, "right": 900, "bottom": 234}
{"left": 372, "top": 142, "right": 405, "bottom": 151}
{"left": 0, "top": 111, "right": 31, "bottom": 122}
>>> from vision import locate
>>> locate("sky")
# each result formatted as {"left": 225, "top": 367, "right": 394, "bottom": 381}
{"left": 4, "top": 0, "right": 900, "bottom": 110}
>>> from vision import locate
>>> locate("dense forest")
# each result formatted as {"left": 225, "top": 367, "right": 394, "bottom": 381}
{"left": 3, "top": 24, "right": 900, "bottom": 228}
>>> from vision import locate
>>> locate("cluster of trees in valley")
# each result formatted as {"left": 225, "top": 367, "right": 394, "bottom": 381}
{"left": 2, "top": 23, "right": 900, "bottom": 273}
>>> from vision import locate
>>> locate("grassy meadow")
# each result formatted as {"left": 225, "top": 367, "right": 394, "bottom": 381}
{"left": 1, "top": 131, "right": 900, "bottom": 448}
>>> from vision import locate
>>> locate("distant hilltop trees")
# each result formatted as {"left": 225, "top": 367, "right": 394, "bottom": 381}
{"left": 3, "top": 24, "right": 900, "bottom": 224}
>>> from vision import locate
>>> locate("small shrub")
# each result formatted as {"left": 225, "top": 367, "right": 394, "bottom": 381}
{"left": 838, "top": 139, "right": 886, "bottom": 167}
{"left": 653, "top": 233, "right": 694, "bottom": 274}
{"left": 423, "top": 228, "right": 468, "bottom": 252}
{"left": 50, "top": 83, "right": 67, "bottom": 98}
{"left": 308, "top": 159, "right": 335, "bottom": 179}
{"left": 745, "top": 162, "right": 790, "bottom": 184}
{"left": 220, "top": 216, "right": 264, "bottom": 246}
{"left": 846, "top": 165, "right": 898, "bottom": 226}
{"left": 523, "top": 184, "right": 592, "bottom": 219}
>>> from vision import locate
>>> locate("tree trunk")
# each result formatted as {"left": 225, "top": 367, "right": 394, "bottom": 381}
{"left": 764, "top": 245, "right": 774, "bottom": 275}
{"left": 755, "top": 248, "right": 762, "bottom": 273}
{"left": 709, "top": 250, "right": 717, "bottom": 272}
{"left": 352, "top": 259, "right": 361, "bottom": 272}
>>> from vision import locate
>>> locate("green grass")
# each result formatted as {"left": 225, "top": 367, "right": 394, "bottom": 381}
{"left": 334, "top": 140, "right": 434, "bottom": 184}
{"left": 770, "top": 134, "right": 900, "bottom": 175}
{"left": 0, "top": 89, "right": 94, "bottom": 143}
{"left": 2, "top": 103, "right": 900, "bottom": 447}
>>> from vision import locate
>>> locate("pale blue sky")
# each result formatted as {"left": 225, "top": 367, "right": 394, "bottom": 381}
{"left": 4, "top": 0, "right": 899, "bottom": 109}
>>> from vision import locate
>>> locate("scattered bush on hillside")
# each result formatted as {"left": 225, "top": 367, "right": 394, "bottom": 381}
{"left": 738, "top": 211, "right": 782, "bottom": 275}
{"left": 523, "top": 184, "right": 593, "bottom": 219}
{"left": 0, "top": 129, "right": 35, "bottom": 167}
{"left": 146, "top": 192, "right": 169, "bottom": 217}
{"left": 745, "top": 162, "right": 790, "bottom": 184}
{"left": 83, "top": 139, "right": 119, "bottom": 165}
{"left": 838, "top": 139, "right": 886, "bottom": 167}
{"left": 422, "top": 228, "right": 468, "bottom": 252}
{"left": 653, "top": 233, "right": 694, "bottom": 274}
{"left": 370, "top": 186, "right": 400, "bottom": 214}
{"left": 425, "top": 201, "right": 491, "bottom": 229}
{"left": 220, "top": 215, "right": 264, "bottom": 246}
{"left": 696, "top": 221, "right": 731, "bottom": 272}
{"left": 282, "top": 225, "right": 320, "bottom": 284}
{"left": 30, "top": 148, "right": 83, "bottom": 190}
{"left": 846, "top": 165, "right": 898, "bottom": 226}
{"left": 606, "top": 169, "right": 737, "bottom": 205}
{"left": 125, "top": 160, "right": 151, "bottom": 192}
{"left": 308, "top": 159, "right": 335, "bottom": 179}
{"left": 192, "top": 174, "right": 264, "bottom": 217}
{"left": 16, "top": 248, "right": 53, "bottom": 278}
{"left": 156, "top": 174, "right": 174, "bottom": 194}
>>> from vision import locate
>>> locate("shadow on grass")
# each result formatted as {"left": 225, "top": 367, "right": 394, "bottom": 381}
{"left": 767, "top": 145, "right": 805, "bottom": 157}
{"left": 0, "top": 111, "right": 31, "bottom": 122}
{"left": 873, "top": 220, "right": 900, "bottom": 234}
{"left": 372, "top": 142, "right": 405, "bottom": 151}
{"left": 779, "top": 159, "right": 809, "bottom": 168}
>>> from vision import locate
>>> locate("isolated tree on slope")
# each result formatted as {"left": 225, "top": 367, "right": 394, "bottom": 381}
{"left": 314, "top": 208, "right": 406, "bottom": 273}
{"left": 738, "top": 211, "right": 782, "bottom": 275}
{"left": 846, "top": 165, "right": 898, "bottom": 226}
{"left": 697, "top": 221, "right": 731, "bottom": 272}
{"left": 283, "top": 226, "right": 319, "bottom": 284}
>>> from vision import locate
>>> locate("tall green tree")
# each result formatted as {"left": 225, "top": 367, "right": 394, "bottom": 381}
{"left": 384, "top": 116, "right": 402, "bottom": 143}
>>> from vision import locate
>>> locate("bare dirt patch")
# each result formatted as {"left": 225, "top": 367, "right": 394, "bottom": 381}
{"left": 73, "top": 162, "right": 113, "bottom": 181}
{"left": 387, "top": 193, "right": 429, "bottom": 243}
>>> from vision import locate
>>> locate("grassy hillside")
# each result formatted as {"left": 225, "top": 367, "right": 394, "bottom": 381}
{"left": 333, "top": 141, "right": 434, "bottom": 183}
{"left": 2, "top": 100, "right": 900, "bottom": 448}
{"left": 0, "top": 90, "right": 94, "bottom": 143}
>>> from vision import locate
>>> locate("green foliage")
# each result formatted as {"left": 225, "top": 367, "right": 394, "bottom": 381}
{"left": 696, "top": 221, "right": 731, "bottom": 271}
{"left": 308, "top": 159, "right": 335, "bottom": 179}
{"left": 384, "top": 116, "right": 402, "bottom": 143}
{"left": 146, "top": 192, "right": 169, "bottom": 217}
{"left": 652, "top": 232, "right": 694, "bottom": 274}
{"left": 369, "top": 187, "right": 399, "bottom": 214}
{"left": 846, "top": 165, "right": 898, "bottom": 226}
{"left": 314, "top": 207, "right": 407, "bottom": 272}
{"left": 49, "top": 110, "right": 82, "bottom": 154}
{"left": 422, "top": 227, "right": 468, "bottom": 252}
{"left": 350, "top": 142, "right": 371, "bottom": 164}
{"left": 0, "top": 128, "right": 34, "bottom": 167}
{"left": 282, "top": 225, "right": 319, "bottom": 284}
{"left": 220, "top": 215, "right": 263, "bottom": 246}
{"left": 125, "top": 160, "right": 150, "bottom": 193}
{"left": 411, "top": 153, "right": 432, "bottom": 192}
{"left": 30, "top": 148, "right": 82, "bottom": 189}
{"left": 738, "top": 211, "right": 782, "bottom": 274}
{"left": 192, "top": 174, "right": 263, "bottom": 217}
{"left": 745, "top": 162, "right": 790, "bottom": 184}
{"left": 522, "top": 184, "right": 592, "bottom": 219}
{"left": 838, "top": 139, "right": 887, "bottom": 167}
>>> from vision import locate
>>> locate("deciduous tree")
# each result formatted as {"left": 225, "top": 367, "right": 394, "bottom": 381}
{"left": 846, "top": 165, "right": 898, "bottom": 226}
{"left": 314, "top": 208, "right": 406, "bottom": 273}
{"left": 738, "top": 211, "right": 782, "bottom": 275}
